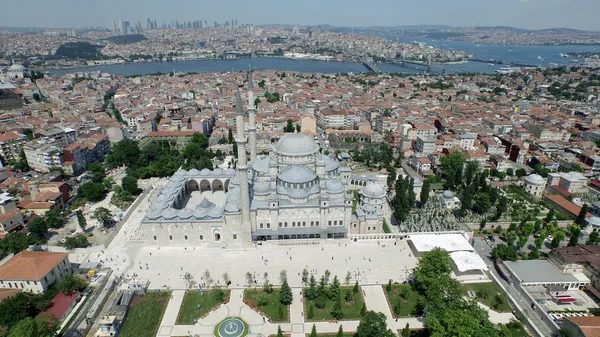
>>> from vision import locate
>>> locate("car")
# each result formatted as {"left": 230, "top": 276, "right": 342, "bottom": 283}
{"left": 499, "top": 235, "right": 508, "bottom": 242}
{"left": 488, "top": 236, "right": 496, "bottom": 242}
{"left": 90, "top": 274, "right": 101, "bottom": 282}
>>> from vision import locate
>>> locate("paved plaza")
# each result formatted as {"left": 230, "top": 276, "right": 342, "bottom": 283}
{"left": 83, "top": 188, "right": 516, "bottom": 337}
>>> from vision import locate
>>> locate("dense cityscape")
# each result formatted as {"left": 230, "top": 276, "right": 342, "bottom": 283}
{"left": 1, "top": 8, "right": 600, "bottom": 337}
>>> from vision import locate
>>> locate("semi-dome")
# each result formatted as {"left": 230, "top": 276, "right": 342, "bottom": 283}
{"left": 325, "top": 179, "right": 345, "bottom": 194}
{"left": 278, "top": 167, "right": 317, "bottom": 184}
{"left": 274, "top": 133, "right": 319, "bottom": 156}
{"left": 362, "top": 182, "right": 385, "bottom": 198}
{"left": 253, "top": 181, "right": 270, "bottom": 194}
{"left": 525, "top": 174, "right": 545, "bottom": 186}
{"left": 323, "top": 156, "right": 340, "bottom": 171}
{"left": 443, "top": 190, "right": 454, "bottom": 199}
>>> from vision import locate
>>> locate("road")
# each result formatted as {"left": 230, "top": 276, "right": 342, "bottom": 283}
{"left": 472, "top": 238, "right": 554, "bottom": 337}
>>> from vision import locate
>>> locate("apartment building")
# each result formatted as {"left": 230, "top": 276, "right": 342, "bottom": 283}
{"left": 0, "top": 251, "right": 72, "bottom": 294}
{"left": 0, "top": 131, "right": 27, "bottom": 162}
{"left": 23, "top": 142, "right": 63, "bottom": 173}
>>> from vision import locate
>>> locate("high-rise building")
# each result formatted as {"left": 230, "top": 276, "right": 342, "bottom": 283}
{"left": 120, "top": 21, "right": 130, "bottom": 35}
{"left": 146, "top": 18, "right": 152, "bottom": 30}
{"left": 111, "top": 21, "right": 117, "bottom": 35}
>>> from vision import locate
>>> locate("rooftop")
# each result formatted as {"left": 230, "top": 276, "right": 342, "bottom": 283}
{"left": 0, "top": 251, "right": 68, "bottom": 281}
{"left": 504, "top": 260, "right": 588, "bottom": 284}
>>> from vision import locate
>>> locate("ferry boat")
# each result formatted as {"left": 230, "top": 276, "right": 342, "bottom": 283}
{"left": 496, "top": 66, "right": 517, "bottom": 74}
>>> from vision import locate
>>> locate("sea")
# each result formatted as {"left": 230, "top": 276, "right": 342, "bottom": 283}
{"left": 47, "top": 36, "right": 600, "bottom": 77}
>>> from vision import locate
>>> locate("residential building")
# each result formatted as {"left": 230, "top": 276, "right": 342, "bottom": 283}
{"left": 414, "top": 136, "right": 436, "bottom": 155}
{"left": 0, "top": 131, "right": 27, "bottom": 162}
{"left": 550, "top": 172, "right": 589, "bottom": 194}
{"left": 23, "top": 142, "right": 63, "bottom": 173}
{"left": 63, "top": 134, "right": 110, "bottom": 174}
{"left": 316, "top": 109, "right": 348, "bottom": 129}
{"left": 561, "top": 316, "right": 600, "bottom": 337}
{"left": 0, "top": 251, "right": 72, "bottom": 294}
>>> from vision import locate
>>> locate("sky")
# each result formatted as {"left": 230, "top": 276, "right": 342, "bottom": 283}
{"left": 1, "top": 0, "right": 599, "bottom": 31}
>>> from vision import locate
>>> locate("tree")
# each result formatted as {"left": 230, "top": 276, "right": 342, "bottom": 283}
{"left": 386, "top": 279, "right": 392, "bottom": 293}
{"left": 575, "top": 204, "right": 589, "bottom": 227}
{"left": 505, "top": 168, "right": 514, "bottom": 177}
{"left": 277, "top": 325, "right": 284, "bottom": 337}
{"left": 356, "top": 311, "right": 396, "bottom": 337}
{"left": 307, "top": 303, "right": 315, "bottom": 319}
{"left": 228, "top": 128, "right": 234, "bottom": 144}
{"left": 284, "top": 120, "right": 294, "bottom": 133}
{"left": 353, "top": 281, "right": 359, "bottom": 294}
{"left": 420, "top": 179, "right": 430, "bottom": 206}
{"left": 568, "top": 225, "right": 582, "bottom": 247}
{"left": 402, "top": 323, "right": 411, "bottom": 337}
{"left": 411, "top": 248, "right": 451, "bottom": 291}
{"left": 93, "top": 207, "right": 112, "bottom": 227}
{"left": 76, "top": 210, "right": 87, "bottom": 231}
{"left": 295, "top": 123, "right": 301, "bottom": 133}
{"left": 386, "top": 166, "right": 396, "bottom": 192}
{"left": 331, "top": 295, "right": 343, "bottom": 320}
{"left": 105, "top": 139, "right": 140, "bottom": 168}
{"left": 518, "top": 235, "right": 528, "bottom": 250}
{"left": 464, "top": 160, "right": 481, "bottom": 186}
{"left": 56, "top": 275, "right": 89, "bottom": 295}
{"left": 122, "top": 175, "right": 138, "bottom": 195}
{"left": 306, "top": 275, "right": 317, "bottom": 301}
{"left": 587, "top": 229, "right": 600, "bottom": 245}
{"left": 515, "top": 168, "right": 527, "bottom": 178}
{"left": 440, "top": 152, "right": 465, "bottom": 190}
{"left": 279, "top": 279, "right": 293, "bottom": 305}
{"left": 491, "top": 244, "right": 518, "bottom": 261}
{"left": 310, "top": 324, "right": 318, "bottom": 337}
{"left": 552, "top": 230, "right": 566, "bottom": 248}
{"left": 27, "top": 218, "right": 47, "bottom": 238}
{"left": 63, "top": 235, "right": 89, "bottom": 249}
{"left": 0, "top": 232, "right": 32, "bottom": 253}
{"left": 557, "top": 327, "right": 574, "bottom": 337}
{"left": 78, "top": 182, "right": 106, "bottom": 202}
{"left": 534, "top": 236, "right": 544, "bottom": 249}
{"left": 337, "top": 325, "right": 344, "bottom": 337}
{"left": 254, "top": 97, "right": 261, "bottom": 106}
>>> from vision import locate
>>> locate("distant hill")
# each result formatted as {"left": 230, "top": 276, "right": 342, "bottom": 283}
{"left": 54, "top": 42, "right": 104, "bottom": 60}
{"left": 104, "top": 34, "right": 147, "bottom": 45}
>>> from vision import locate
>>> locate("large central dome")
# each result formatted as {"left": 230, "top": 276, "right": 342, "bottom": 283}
{"left": 274, "top": 133, "right": 319, "bottom": 156}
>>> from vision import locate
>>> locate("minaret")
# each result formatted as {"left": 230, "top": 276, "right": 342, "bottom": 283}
{"left": 247, "top": 66, "right": 258, "bottom": 161}
{"left": 235, "top": 87, "right": 251, "bottom": 225}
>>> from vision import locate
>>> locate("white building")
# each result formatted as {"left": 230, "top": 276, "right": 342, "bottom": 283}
{"left": 440, "top": 190, "right": 460, "bottom": 210}
{"left": 0, "top": 251, "right": 72, "bottom": 294}
{"left": 524, "top": 174, "right": 546, "bottom": 198}
{"left": 23, "top": 142, "right": 63, "bottom": 173}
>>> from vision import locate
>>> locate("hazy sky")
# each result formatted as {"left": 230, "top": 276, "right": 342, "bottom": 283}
{"left": 1, "top": 0, "right": 598, "bottom": 31}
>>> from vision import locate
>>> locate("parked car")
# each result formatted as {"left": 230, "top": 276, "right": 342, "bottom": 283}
{"left": 488, "top": 235, "right": 496, "bottom": 242}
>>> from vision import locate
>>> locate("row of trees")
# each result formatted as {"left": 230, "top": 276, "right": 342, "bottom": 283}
{"left": 392, "top": 176, "right": 416, "bottom": 223}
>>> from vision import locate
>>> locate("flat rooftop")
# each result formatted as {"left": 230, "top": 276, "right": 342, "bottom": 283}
{"left": 504, "top": 260, "right": 589, "bottom": 284}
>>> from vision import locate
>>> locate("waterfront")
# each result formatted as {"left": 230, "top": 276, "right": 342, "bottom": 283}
{"left": 46, "top": 38, "right": 600, "bottom": 77}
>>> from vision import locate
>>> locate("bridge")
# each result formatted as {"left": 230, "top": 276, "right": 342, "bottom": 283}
{"left": 362, "top": 59, "right": 381, "bottom": 73}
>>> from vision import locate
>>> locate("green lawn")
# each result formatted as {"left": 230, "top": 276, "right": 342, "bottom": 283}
{"left": 304, "top": 287, "right": 365, "bottom": 321}
{"left": 383, "top": 284, "right": 425, "bottom": 318}
{"left": 245, "top": 289, "right": 289, "bottom": 322}
{"left": 507, "top": 323, "right": 530, "bottom": 337}
{"left": 176, "top": 289, "right": 230, "bottom": 324}
{"left": 306, "top": 333, "right": 355, "bottom": 336}
{"left": 383, "top": 219, "right": 391, "bottom": 233}
{"left": 120, "top": 292, "right": 170, "bottom": 337}
{"left": 462, "top": 283, "right": 512, "bottom": 312}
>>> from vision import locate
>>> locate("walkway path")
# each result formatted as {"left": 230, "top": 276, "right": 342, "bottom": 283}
{"left": 157, "top": 290, "right": 185, "bottom": 337}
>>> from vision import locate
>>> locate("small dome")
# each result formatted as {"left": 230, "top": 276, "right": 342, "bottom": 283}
{"left": 587, "top": 217, "right": 600, "bottom": 227}
{"left": 163, "top": 208, "right": 178, "bottom": 219}
{"left": 325, "top": 179, "right": 345, "bottom": 194}
{"left": 178, "top": 208, "right": 193, "bottom": 219}
{"left": 323, "top": 156, "right": 340, "bottom": 171}
{"left": 413, "top": 178, "right": 423, "bottom": 187}
{"left": 259, "top": 133, "right": 271, "bottom": 140}
{"left": 443, "top": 190, "right": 454, "bottom": 199}
{"left": 200, "top": 168, "right": 212, "bottom": 175}
{"left": 188, "top": 169, "right": 201, "bottom": 175}
{"left": 274, "top": 133, "right": 319, "bottom": 156}
{"left": 362, "top": 182, "right": 385, "bottom": 198}
{"left": 525, "top": 174, "right": 545, "bottom": 186}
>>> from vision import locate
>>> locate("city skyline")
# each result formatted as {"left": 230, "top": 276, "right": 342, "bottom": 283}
{"left": 0, "top": 0, "right": 599, "bottom": 32}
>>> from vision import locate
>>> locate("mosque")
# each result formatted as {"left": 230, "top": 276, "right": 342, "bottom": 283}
{"left": 140, "top": 71, "right": 386, "bottom": 246}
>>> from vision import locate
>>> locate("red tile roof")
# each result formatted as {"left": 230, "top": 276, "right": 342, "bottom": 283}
{"left": 0, "top": 251, "right": 68, "bottom": 281}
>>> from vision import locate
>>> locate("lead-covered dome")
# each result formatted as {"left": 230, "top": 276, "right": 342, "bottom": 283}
{"left": 362, "top": 182, "right": 385, "bottom": 198}
{"left": 278, "top": 166, "right": 317, "bottom": 184}
{"left": 274, "top": 133, "right": 319, "bottom": 156}
{"left": 326, "top": 179, "right": 345, "bottom": 194}
{"left": 443, "top": 190, "right": 454, "bottom": 199}
{"left": 525, "top": 174, "right": 545, "bottom": 186}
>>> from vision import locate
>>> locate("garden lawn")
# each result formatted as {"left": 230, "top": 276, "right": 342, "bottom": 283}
{"left": 119, "top": 292, "right": 170, "bottom": 337}
{"left": 177, "top": 289, "right": 230, "bottom": 324}
{"left": 304, "top": 287, "right": 365, "bottom": 321}
{"left": 384, "top": 284, "right": 425, "bottom": 318}
{"left": 306, "top": 334, "right": 355, "bottom": 336}
{"left": 462, "top": 283, "right": 512, "bottom": 312}
{"left": 245, "top": 289, "right": 289, "bottom": 322}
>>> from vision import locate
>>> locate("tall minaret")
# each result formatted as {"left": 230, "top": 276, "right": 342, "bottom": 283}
{"left": 235, "top": 87, "right": 251, "bottom": 225}
{"left": 247, "top": 66, "right": 258, "bottom": 161}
